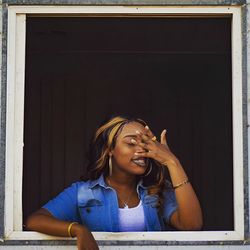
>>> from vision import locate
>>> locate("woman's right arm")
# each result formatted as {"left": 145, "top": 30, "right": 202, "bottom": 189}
{"left": 25, "top": 208, "right": 99, "bottom": 250}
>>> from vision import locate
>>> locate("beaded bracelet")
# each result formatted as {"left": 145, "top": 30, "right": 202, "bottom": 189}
{"left": 67, "top": 222, "right": 78, "bottom": 238}
{"left": 173, "top": 179, "right": 189, "bottom": 189}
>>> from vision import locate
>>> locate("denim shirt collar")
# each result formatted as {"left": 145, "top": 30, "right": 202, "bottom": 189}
{"left": 88, "top": 174, "right": 147, "bottom": 190}
{"left": 89, "top": 174, "right": 108, "bottom": 189}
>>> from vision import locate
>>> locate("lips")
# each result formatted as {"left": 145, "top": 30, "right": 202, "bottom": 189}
{"left": 131, "top": 157, "right": 146, "bottom": 167}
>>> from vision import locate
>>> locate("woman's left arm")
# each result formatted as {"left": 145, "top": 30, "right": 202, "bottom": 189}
{"left": 164, "top": 158, "right": 203, "bottom": 230}
{"left": 133, "top": 127, "right": 203, "bottom": 230}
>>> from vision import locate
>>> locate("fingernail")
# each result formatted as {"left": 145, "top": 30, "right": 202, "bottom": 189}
{"left": 145, "top": 126, "right": 149, "bottom": 130}
{"left": 134, "top": 152, "right": 139, "bottom": 155}
{"left": 135, "top": 130, "right": 141, "bottom": 134}
{"left": 131, "top": 139, "right": 137, "bottom": 144}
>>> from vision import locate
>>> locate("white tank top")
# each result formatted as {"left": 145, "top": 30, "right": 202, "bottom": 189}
{"left": 118, "top": 200, "right": 146, "bottom": 232}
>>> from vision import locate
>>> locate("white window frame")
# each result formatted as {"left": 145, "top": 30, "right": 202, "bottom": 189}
{"left": 4, "top": 5, "right": 244, "bottom": 242}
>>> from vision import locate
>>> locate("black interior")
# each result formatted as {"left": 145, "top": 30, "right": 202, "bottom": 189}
{"left": 23, "top": 17, "right": 233, "bottom": 230}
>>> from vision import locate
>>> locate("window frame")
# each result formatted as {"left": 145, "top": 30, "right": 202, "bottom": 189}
{"left": 4, "top": 5, "right": 245, "bottom": 242}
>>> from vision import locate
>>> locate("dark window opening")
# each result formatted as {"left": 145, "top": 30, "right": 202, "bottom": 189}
{"left": 23, "top": 17, "right": 233, "bottom": 231}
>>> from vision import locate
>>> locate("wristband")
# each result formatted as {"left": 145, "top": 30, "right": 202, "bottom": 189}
{"left": 173, "top": 179, "right": 189, "bottom": 189}
{"left": 67, "top": 222, "right": 78, "bottom": 238}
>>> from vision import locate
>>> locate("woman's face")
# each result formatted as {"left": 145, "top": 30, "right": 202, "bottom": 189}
{"left": 110, "top": 121, "right": 148, "bottom": 176}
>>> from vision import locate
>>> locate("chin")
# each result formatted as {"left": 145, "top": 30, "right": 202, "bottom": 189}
{"left": 131, "top": 165, "right": 147, "bottom": 175}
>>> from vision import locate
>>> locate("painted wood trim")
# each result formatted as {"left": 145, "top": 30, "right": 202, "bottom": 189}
{"left": 4, "top": 5, "right": 244, "bottom": 242}
{"left": 231, "top": 7, "right": 244, "bottom": 238}
{"left": 8, "top": 5, "right": 238, "bottom": 15}
{"left": 5, "top": 230, "right": 244, "bottom": 241}
{"left": 13, "top": 14, "right": 26, "bottom": 231}
{"left": 5, "top": 6, "right": 17, "bottom": 238}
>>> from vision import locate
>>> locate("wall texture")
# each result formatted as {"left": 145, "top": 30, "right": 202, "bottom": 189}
{"left": 0, "top": 0, "right": 249, "bottom": 249}
{"left": 1, "top": 246, "right": 250, "bottom": 250}
{"left": 247, "top": 0, "right": 250, "bottom": 242}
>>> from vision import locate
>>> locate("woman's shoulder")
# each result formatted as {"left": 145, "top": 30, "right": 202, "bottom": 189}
{"left": 69, "top": 176, "right": 104, "bottom": 192}
{"left": 69, "top": 179, "right": 92, "bottom": 190}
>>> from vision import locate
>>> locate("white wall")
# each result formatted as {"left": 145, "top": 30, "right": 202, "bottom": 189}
{"left": 0, "top": 246, "right": 250, "bottom": 250}
{"left": 0, "top": 1, "right": 249, "bottom": 249}
{"left": 247, "top": 0, "right": 250, "bottom": 239}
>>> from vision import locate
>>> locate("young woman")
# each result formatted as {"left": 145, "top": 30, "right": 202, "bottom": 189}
{"left": 26, "top": 115, "right": 203, "bottom": 250}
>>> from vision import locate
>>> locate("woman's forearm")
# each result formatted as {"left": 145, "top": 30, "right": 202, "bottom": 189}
{"left": 25, "top": 209, "right": 77, "bottom": 237}
{"left": 26, "top": 209, "right": 99, "bottom": 250}
{"left": 166, "top": 160, "right": 203, "bottom": 230}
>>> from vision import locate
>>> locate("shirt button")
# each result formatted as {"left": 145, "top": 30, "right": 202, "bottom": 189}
{"left": 86, "top": 208, "right": 91, "bottom": 213}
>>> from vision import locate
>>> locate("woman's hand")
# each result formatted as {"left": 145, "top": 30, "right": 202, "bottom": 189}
{"left": 132, "top": 126, "right": 179, "bottom": 169}
{"left": 132, "top": 125, "right": 203, "bottom": 230}
{"left": 26, "top": 209, "right": 99, "bottom": 250}
{"left": 72, "top": 224, "right": 99, "bottom": 250}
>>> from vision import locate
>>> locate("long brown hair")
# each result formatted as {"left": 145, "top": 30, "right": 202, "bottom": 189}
{"left": 85, "top": 115, "right": 168, "bottom": 210}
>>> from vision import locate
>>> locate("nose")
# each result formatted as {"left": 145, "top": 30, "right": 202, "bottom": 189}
{"left": 135, "top": 144, "right": 146, "bottom": 153}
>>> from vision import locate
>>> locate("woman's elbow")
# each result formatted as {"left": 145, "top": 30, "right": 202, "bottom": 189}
{"left": 25, "top": 215, "right": 35, "bottom": 230}
{"left": 25, "top": 213, "right": 42, "bottom": 230}
{"left": 186, "top": 222, "right": 203, "bottom": 231}
{"left": 25, "top": 209, "right": 50, "bottom": 230}
{"left": 183, "top": 217, "right": 203, "bottom": 231}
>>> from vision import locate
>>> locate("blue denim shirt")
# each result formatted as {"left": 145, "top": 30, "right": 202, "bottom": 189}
{"left": 43, "top": 174, "right": 178, "bottom": 232}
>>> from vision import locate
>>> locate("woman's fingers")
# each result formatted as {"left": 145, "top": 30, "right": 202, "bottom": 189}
{"left": 136, "top": 130, "right": 151, "bottom": 144}
{"left": 160, "top": 129, "right": 170, "bottom": 149}
{"left": 134, "top": 127, "right": 169, "bottom": 150}
{"left": 132, "top": 128, "right": 172, "bottom": 164}
{"left": 136, "top": 129, "right": 156, "bottom": 144}
{"left": 160, "top": 129, "right": 167, "bottom": 145}
{"left": 134, "top": 151, "right": 153, "bottom": 158}
{"left": 131, "top": 138, "right": 154, "bottom": 151}
{"left": 144, "top": 126, "right": 155, "bottom": 139}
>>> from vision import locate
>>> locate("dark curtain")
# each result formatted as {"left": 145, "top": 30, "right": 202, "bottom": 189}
{"left": 23, "top": 17, "right": 233, "bottom": 230}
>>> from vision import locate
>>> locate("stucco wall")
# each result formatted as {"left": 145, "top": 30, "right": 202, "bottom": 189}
{"left": 0, "top": 0, "right": 249, "bottom": 249}
{"left": 248, "top": 1, "right": 250, "bottom": 242}
{"left": 0, "top": 246, "right": 250, "bottom": 250}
